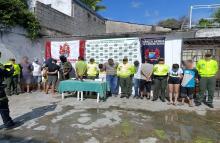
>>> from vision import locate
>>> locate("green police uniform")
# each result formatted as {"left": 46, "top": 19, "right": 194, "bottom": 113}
{"left": 153, "top": 64, "right": 169, "bottom": 101}
{"left": 117, "top": 63, "right": 135, "bottom": 97}
{"left": 4, "top": 61, "right": 14, "bottom": 96}
{"left": 87, "top": 63, "right": 98, "bottom": 80}
{"left": 196, "top": 59, "right": 219, "bottom": 105}
{"left": 0, "top": 62, "right": 15, "bottom": 128}
{"left": 12, "top": 64, "right": 21, "bottom": 95}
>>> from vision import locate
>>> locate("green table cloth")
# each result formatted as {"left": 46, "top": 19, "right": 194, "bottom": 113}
{"left": 58, "top": 80, "right": 107, "bottom": 98}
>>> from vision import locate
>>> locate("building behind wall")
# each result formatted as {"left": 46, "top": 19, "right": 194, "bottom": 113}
{"left": 29, "top": 0, "right": 170, "bottom": 36}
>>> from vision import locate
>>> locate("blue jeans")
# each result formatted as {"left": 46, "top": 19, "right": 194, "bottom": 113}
{"left": 106, "top": 75, "right": 118, "bottom": 95}
{"left": 133, "top": 78, "right": 140, "bottom": 97}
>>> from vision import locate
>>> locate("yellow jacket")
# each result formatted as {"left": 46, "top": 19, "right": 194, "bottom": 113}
{"left": 117, "top": 63, "right": 135, "bottom": 78}
{"left": 4, "top": 61, "right": 13, "bottom": 72}
{"left": 153, "top": 64, "right": 169, "bottom": 76}
{"left": 87, "top": 63, "right": 98, "bottom": 77}
{"left": 196, "top": 59, "right": 218, "bottom": 77}
{"left": 13, "top": 64, "right": 21, "bottom": 76}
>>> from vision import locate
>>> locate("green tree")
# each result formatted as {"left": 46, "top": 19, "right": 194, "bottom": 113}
{"left": 0, "top": 0, "right": 40, "bottom": 39}
{"left": 198, "top": 19, "right": 213, "bottom": 28}
{"left": 80, "top": 0, "right": 106, "bottom": 11}
{"left": 213, "top": 8, "right": 220, "bottom": 23}
{"left": 158, "top": 18, "right": 181, "bottom": 30}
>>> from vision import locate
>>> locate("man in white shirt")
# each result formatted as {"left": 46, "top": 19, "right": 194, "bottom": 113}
{"left": 133, "top": 61, "right": 141, "bottom": 99}
{"left": 32, "top": 58, "right": 42, "bottom": 91}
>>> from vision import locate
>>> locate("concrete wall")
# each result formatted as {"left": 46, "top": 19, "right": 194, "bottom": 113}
{"left": 106, "top": 20, "right": 171, "bottom": 34}
{"left": 35, "top": 1, "right": 106, "bottom": 36}
{"left": 28, "top": 0, "right": 72, "bottom": 16}
{"left": 0, "top": 27, "right": 44, "bottom": 64}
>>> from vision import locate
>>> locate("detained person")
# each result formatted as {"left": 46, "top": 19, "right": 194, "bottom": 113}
{"left": 140, "top": 59, "right": 153, "bottom": 100}
{"left": 133, "top": 60, "right": 141, "bottom": 98}
{"left": 168, "top": 64, "right": 183, "bottom": 105}
{"left": 104, "top": 59, "right": 119, "bottom": 96}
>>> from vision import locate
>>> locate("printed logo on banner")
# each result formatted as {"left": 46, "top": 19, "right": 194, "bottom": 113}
{"left": 141, "top": 38, "right": 165, "bottom": 64}
{"left": 51, "top": 41, "right": 80, "bottom": 63}
{"left": 59, "top": 43, "right": 70, "bottom": 58}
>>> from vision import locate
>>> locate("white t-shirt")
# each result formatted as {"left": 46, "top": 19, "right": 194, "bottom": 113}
{"left": 134, "top": 65, "right": 141, "bottom": 79}
{"left": 169, "top": 68, "right": 183, "bottom": 78}
{"left": 32, "top": 62, "right": 42, "bottom": 76}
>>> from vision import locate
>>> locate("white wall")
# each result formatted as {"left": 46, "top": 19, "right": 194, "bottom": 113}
{"left": 165, "top": 39, "right": 182, "bottom": 67}
{"left": 0, "top": 27, "right": 44, "bottom": 64}
{"left": 29, "top": 0, "right": 72, "bottom": 16}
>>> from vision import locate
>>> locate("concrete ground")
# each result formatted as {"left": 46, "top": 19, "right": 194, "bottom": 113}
{"left": 5, "top": 92, "right": 220, "bottom": 118}
{"left": 0, "top": 92, "right": 220, "bottom": 143}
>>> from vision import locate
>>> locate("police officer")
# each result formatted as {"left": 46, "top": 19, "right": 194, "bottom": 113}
{"left": 117, "top": 57, "right": 135, "bottom": 99}
{"left": 4, "top": 59, "right": 14, "bottom": 96}
{"left": 87, "top": 58, "right": 98, "bottom": 80}
{"left": 196, "top": 52, "right": 219, "bottom": 108}
{"left": 11, "top": 59, "right": 21, "bottom": 95}
{"left": 0, "top": 52, "right": 15, "bottom": 129}
{"left": 152, "top": 58, "right": 169, "bottom": 102}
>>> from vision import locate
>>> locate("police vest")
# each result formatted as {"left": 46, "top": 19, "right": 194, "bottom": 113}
{"left": 87, "top": 63, "right": 98, "bottom": 77}
{"left": 153, "top": 64, "right": 169, "bottom": 76}
{"left": 196, "top": 59, "right": 219, "bottom": 77}
{"left": 4, "top": 62, "right": 13, "bottom": 72}
{"left": 13, "top": 64, "right": 21, "bottom": 76}
{"left": 117, "top": 63, "right": 134, "bottom": 78}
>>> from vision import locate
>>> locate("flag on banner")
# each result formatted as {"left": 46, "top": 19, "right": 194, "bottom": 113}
{"left": 45, "top": 40, "right": 85, "bottom": 63}
{"left": 141, "top": 38, "right": 165, "bottom": 64}
{"left": 85, "top": 38, "right": 141, "bottom": 64}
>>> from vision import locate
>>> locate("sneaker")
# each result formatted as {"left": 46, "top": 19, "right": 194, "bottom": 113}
{"left": 152, "top": 98, "right": 158, "bottom": 101}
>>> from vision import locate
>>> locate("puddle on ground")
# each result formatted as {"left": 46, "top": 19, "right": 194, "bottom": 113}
{"left": 0, "top": 106, "right": 220, "bottom": 143}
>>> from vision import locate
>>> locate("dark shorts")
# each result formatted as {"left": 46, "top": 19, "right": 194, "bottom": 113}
{"left": 140, "top": 80, "right": 151, "bottom": 93}
{"left": 181, "top": 87, "right": 195, "bottom": 99}
{"left": 168, "top": 77, "right": 181, "bottom": 84}
{"left": 47, "top": 75, "right": 58, "bottom": 86}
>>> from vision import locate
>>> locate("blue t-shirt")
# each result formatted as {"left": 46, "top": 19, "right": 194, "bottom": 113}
{"left": 181, "top": 69, "right": 198, "bottom": 88}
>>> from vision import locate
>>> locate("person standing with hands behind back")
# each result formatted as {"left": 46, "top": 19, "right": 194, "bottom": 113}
{"left": 45, "top": 59, "right": 59, "bottom": 96}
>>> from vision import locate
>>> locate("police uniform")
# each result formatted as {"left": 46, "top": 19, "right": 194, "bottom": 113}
{"left": 153, "top": 64, "right": 169, "bottom": 101}
{"left": 117, "top": 63, "right": 135, "bottom": 97}
{"left": 4, "top": 61, "right": 14, "bottom": 96}
{"left": 196, "top": 59, "right": 219, "bottom": 105}
{"left": 87, "top": 63, "right": 98, "bottom": 80}
{"left": 12, "top": 63, "right": 21, "bottom": 95}
{"left": 0, "top": 63, "right": 15, "bottom": 128}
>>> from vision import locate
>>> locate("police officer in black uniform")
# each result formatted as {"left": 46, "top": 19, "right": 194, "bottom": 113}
{"left": 0, "top": 52, "right": 15, "bottom": 129}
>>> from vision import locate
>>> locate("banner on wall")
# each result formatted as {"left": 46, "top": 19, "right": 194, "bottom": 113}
{"left": 45, "top": 40, "right": 85, "bottom": 63}
{"left": 85, "top": 38, "right": 141, "bottom": 64}
{"left": 141, "top": 38, "right": 165, "bottom": 64}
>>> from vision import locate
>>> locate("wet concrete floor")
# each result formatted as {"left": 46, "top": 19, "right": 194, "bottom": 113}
{"left": 0, "top": 106, "right": 220, "bottom": 143}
